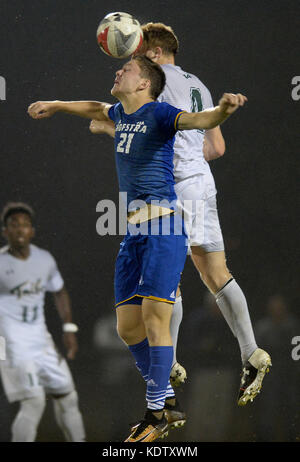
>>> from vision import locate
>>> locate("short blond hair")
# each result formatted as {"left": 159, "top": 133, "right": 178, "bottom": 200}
{"left": 141, "top": 22, "right": 179, "bottom": 55}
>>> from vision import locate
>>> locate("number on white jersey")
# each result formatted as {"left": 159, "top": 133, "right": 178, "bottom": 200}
{"left": 190, "top": 87, "right": 204, "bottom": 134}
{"left": 22, "top": 305, "right": 39, "bottom": 323}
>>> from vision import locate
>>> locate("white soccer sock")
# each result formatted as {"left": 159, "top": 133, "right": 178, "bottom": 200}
{"left": 165, "top": 381, "right": 176, "bottom": 400}
{"left": 215, "top": 279, "right": 258, "bottom": 363}
{"left": 12, "top": 395, "right": 46, "bottom": 442}
{"left": 170, "top": 296, "right": 183, "bottom": 366}
{"left": 53, "top": 390, "right": 86, "bottom": 442}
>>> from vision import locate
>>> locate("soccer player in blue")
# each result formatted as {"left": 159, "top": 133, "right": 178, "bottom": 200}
{"left": 28, "top": 55, "right": 247, "bottom": 442}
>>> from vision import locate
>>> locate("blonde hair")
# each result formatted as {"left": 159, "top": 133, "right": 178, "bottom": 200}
{"left": 141, "top": 22, "right": 179, "bottom": 55}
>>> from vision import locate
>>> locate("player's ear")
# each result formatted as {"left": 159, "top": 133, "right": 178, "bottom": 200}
{"left": 154, "top": 47, "right": 163, "bottom": 59}
{"left": 31, "top": 227, "right": 36, "bottom": 239}
{"left": 138, "top": 79, "right": 151, "bottom": 91}
{"left": 2, "top": 226, "right": 8, "bottom": 240}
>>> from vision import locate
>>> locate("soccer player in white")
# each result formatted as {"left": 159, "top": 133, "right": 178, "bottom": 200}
{"left": 89, "top": 23, "right": 271, "bottom": 408}
{"left": 0, "top": 202, "right": 85, "bottom": 442}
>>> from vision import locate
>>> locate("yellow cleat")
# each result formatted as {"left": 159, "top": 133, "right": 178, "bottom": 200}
{"left": 125, "top": 410, "right": 169, "bottom": 442}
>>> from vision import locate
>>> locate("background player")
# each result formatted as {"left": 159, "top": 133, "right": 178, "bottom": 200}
{"left": 90, "top": 23, "right": 272, "bottom": 407}
{"left": 0, "top": 202, "right": 85, "bottom": 442}
{"left": 28, "top": 56, "right": 247, "bottom": 442}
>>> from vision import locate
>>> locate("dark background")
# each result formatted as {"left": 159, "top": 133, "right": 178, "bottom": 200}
{"left": 0, "top": 0, "right": 299, "bottom": 442}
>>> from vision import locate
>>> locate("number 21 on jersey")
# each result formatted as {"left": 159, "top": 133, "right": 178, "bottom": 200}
{"left": 117, "top": 133, "right": 135, "bottom": 154}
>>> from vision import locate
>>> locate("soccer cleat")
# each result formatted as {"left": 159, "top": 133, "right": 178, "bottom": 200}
{"left": 170, "top": 362, "right": 187, "bottom": 387}
{"left": 238, "top": 348, "right": 272, "bottom": 406}
{"left": 164, "top": 399, "right": 186, "bottom": 429}
{"left": 125, "top": 410, "right": 169, "bottom": 442}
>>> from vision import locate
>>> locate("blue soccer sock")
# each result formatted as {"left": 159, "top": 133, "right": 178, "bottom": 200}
{"left": 128, "top": 338, "right": 150, "bottom": 382}
{"left": 146, "top": 346, "right": 174, "bottom": 411}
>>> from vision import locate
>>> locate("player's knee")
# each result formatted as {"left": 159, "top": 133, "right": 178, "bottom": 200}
{"left": 200, "top": 267, "right": 231, "bottom": 293}
{"left": 12, "top": 395, "right": 45, "bottom": 442}
{"left": 116, "top": 323, "right": 137, "bottom": 345}
{"left": 53, "top": 390, "right": 78, "bottom": 412}
{"left": 116, "top": 323, "right": 129, "bottom": 343}
{"left": 145, "top": 326, "right": 161, "bottom": 345}
{"left": 18, "top": 394, "right": 46, "bottom": 424}
{"left": 199, "top": 270, "right": 215, "bottom": 289}
{"left": 143, "top": 317, "right": 166, "bottom": 344}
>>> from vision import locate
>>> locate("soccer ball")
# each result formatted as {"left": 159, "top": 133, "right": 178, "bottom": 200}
{"left": 96, "top": 12, "right": 143, "bottom": 59}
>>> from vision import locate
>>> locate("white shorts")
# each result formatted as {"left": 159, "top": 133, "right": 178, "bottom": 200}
{"left": 0, "top": 317, "right": 75, "bottom": 403}
{"left": 175, "top": 174, "right": 224, "bottom": 253}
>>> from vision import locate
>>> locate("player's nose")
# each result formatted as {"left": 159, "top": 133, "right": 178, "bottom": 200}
{"left": 16, "top": 228, "right": 26, "bottom": 237}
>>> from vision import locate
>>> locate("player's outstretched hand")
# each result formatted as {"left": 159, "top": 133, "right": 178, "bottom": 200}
{"left": 219, "top": 93, "right": 247, "bottom": 115}
{"left": 63, "top": 332, "right": 78, "bottom": 360}
{"left": 89, "top": 119, "right": 116, "bottom": 138}
{"left": 28, "top": 101, "right": 58, "bottom": 119}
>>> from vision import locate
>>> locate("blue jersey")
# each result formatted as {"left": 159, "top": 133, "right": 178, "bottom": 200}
{"left": 108, "top": 101, "right": 184, "bottom": 211}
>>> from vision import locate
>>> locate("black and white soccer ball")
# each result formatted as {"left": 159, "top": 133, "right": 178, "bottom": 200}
{"left": 96, "top": 12, "right": 143, "bottom": 59}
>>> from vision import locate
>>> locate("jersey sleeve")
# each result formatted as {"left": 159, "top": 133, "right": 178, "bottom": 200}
{"left": 108, "top": 103, "right": 122, "bottom": 122}
{"left": 154, "top": 102, "right": 185, "bottom": 135}
{"left": 46, "top": 253, "right": 64, "bottom": 292}
{"left": 108, "top": 104, "right": 116, "bottom": 122}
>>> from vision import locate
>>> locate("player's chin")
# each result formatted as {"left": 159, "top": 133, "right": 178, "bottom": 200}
{"left": 111, "top": 84, "right": 122, "bottom": 97}
{"left": 12, "top": 239, "right": 30, "bottom": 249}
{"left": 111, "top": 85, "right": 118, "bottom": 96}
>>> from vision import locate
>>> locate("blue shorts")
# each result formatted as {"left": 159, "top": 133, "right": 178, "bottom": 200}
{"left": 115, "top": 214, "right": 187, "bottom": 307}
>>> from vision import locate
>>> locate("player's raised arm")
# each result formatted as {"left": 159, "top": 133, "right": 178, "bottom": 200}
{"left": 177, "top": 93, "right": 247, "bottom": 131}
{"left": 28, "top": 100, "right": 112, "bottom": 121}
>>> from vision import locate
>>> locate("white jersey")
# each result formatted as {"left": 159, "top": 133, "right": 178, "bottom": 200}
{"left": 159, "top": 64, "right": 216, "bottom": 195}
{"left": 0, "top": 245, "right": 76, "bottom": 402}
{"left": 0, "top": 244, "right": 64, "bottom": 325}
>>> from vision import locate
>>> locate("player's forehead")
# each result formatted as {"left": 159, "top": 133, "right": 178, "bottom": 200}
{"left": 123, "top": 59, "right": 139, "bottom": 72}
{"left": 6, "top": 212, "right": 32, "bottom": 225}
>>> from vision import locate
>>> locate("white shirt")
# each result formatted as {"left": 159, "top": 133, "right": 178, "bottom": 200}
{"left": 0, "top": 244, "right": 64, "bottom": 324}
{"left": 159, "top": 64, "right": 217, "bottom": 196}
